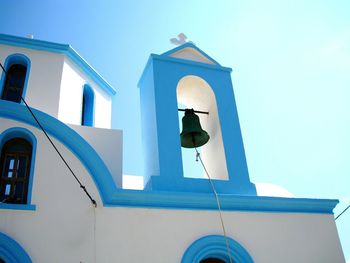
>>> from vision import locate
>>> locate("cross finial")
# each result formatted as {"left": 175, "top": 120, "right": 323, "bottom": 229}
{"left": 170, "top": 33, "right": 187, "bottom": 46}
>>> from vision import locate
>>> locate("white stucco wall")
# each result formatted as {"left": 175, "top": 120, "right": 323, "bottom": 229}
{"left": 0, "top": 119, "right": 345, "bottom": 263}
{"left": 69, "top": 124, "right": 123, "bottom": 187}
{"left": 0, "top": 45, "right": 64, "bottom": 117}
{"left": 58, "top": 58, "right": 112, "bottom": 128}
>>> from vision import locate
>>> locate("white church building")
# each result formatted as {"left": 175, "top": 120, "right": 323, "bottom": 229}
{"left": 0, "top": 34, "right": 345, "bottom": 262}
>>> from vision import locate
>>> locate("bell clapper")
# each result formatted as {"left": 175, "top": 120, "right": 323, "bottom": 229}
{"left": 195, "top": 151, "right": 200, "bottom": 162}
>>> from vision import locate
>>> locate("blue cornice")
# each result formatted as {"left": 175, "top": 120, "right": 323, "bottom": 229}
{"left": 0, "top": 100, "right": 339, "bottom": 214}
{"left": 0, "top": 34, "right": 116, "bottom": 96}
{"left": 107, "top": 189, "right": 338, "bottom": 214}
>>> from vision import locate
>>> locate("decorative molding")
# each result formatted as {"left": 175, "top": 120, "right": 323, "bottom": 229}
{"left": 0, "top": 232, "right": 32, "bottom": 263}
{"left": 181, "top": 235, "right": 254, "bottom": 263}
{"left": 0, "top": 34, "right": 116, "bottom": 96}
{"left": 0, "top": 100, "right": 339, "bottom": 214}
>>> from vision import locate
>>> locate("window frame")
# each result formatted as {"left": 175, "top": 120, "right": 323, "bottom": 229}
{"left": 0, "top": 53, "right": 31, "bottom": 104}
{"left": 0, "top": 127, "right": 36, "bottom": 211}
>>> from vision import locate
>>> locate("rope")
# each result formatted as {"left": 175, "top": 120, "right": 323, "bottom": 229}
{"left": 194, "top": 147, "right": 233, "bottom": 263}
{"left": 0, "top": 62, "right": 97, "bottom": 207}
{"left": 335, "top": 203, "right": 350, "bottom": 221}
{"left": 93, "top": 207, "right": 97, "bottom": 263}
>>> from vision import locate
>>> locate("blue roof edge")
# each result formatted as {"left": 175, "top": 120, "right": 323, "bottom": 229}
{"left": 0, "top": 34, "right": 116, "bottom": 96}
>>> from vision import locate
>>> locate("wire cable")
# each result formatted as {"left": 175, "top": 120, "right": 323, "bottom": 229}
{"left": 194, "top": 147, "right": 233, "bottom": 263}
{"left": 0, "top": 62, "right": 97, "bottom": 207}
{"left": 335, "top": 204, "right": 350, "bottom": 221}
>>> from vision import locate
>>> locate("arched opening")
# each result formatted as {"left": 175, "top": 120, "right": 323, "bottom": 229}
{"left": 0, "top": 137, "right": 32, "bottom": 204}
{"left": 0, "top": 54, "right": 30, "bottom": 103}
{"left": 176, "top": 75, "right": 228, "bottom": 180}
{"left": 81, "top": 84, "right": 95, "bottom": 126}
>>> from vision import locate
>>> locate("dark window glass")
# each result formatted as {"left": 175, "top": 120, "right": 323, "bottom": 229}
{"left": 81, "top": 92, "right": 86, "bottom": 125}
{"left": 81, "top": 85, "right": 94, "bottom": 126}
{"left": 0, "top": 138, "right": 32, "bottom": 204}
{"left": 1, "top": 64, "right": 27, "bottom": 103}
{"left": 200, "top": 258, "right": 227, "bottom": 263}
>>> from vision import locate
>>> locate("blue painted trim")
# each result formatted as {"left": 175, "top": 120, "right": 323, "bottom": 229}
{"left": 138, "top": 54, "right": 232, "bottom": 92}
{"left": 0, "top": 127, "right": 37, "bottom": 208}
{"left": 106, "top": 189, "right": 338, "bottom": 214}
{"left": 0, "top": 34, "right": 116, "bottom": 96}
{"left": 82, "top": 84, "right": 95, "bottom": 126}
{"left": 0, "top": 53, "right": 31, "bottom": 104}
{"left": 0, "top": 232, "right": 32, "bottom": 263}
{"left": 182, "top": 235, "right": 254, "bottom": 263}
{"left": 162, "top": 42, "right": 222, "bottom": 66}
{"left": 0, "top": 203, "right": 36, "bottom": 211}
{"left": 0, "top": 100, "right": 339, "bottom": 214}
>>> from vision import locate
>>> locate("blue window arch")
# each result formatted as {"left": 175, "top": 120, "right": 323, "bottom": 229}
{"left": 0, "top": 232, "right": 32, "bottom": 263}
{"left": 0, "top": 54, "right": 31, "bottom": 103}
{"left": 0, "top": 127, "right": 36, "bottom": 210}
{"left": 182, "top": 235, "right": 254, "bottom": 263}
{"left": 81, "top": 84, "right": 95, "bottom": 126}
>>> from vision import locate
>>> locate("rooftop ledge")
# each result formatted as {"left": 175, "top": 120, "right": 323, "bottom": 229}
{"left": 106, "top": 189, "right": 339, "bottom": 214}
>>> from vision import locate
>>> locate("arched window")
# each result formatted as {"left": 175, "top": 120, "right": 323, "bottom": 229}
{"left": 0, "top": 54, "right": 30, "bottom": 103}
{"left": 81, "top": 84, "right": 94, "bottom": 126}
{"left": 0, "top": 138, "right": 32, "bottom": 204}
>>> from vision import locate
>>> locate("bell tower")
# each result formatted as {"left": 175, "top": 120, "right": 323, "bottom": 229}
{"left": 138, "top": 43, "right": 256, "bottom": 195}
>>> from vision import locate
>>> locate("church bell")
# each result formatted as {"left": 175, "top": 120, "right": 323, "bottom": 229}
{"left": 180, "top": 109, "right": 210, "bottom": 148}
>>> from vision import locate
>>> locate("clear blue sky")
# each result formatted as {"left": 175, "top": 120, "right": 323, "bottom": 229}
{"left": 1, "top": 0, "right": 349, "bottom": 260}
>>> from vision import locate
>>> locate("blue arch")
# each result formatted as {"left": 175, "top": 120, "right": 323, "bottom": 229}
{"left": 0, "top": 127, "right": 37, "bottom": 209}
{"left": 0, "top": 232, "right": 32, "bottom": 263}
{"left": 181, "top": 235, "right": 254, "bottom": 263}
{"left": 0, "top": 53, "right": 31, "bottom": 103}
{"left": 0, "top": 99, "right": 116, "bottom": 205}
{"left": 82, "top": 84, "right": 95, "bottom": 126}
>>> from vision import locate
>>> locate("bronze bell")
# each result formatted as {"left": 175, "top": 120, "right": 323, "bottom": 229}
{"left": 180, "top": 109, "right": 210, "bottom": 148}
